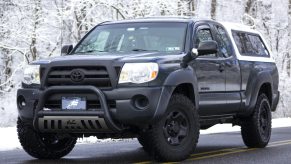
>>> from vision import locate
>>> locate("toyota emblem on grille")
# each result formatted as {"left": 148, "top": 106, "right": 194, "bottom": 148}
{"left": 70, "top": 69, "right": 85, "bottom": 82}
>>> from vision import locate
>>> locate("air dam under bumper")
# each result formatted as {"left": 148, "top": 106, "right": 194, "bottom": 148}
{"left": 17, "top": 85, "right": 171, "bottom": 132}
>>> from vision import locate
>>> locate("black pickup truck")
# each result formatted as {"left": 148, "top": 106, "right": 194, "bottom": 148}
{"left": 16, "top": 17, "right": 279, "bottom": 161}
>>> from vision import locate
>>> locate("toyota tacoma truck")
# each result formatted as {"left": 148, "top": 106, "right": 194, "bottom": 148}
{"left": 17, "top": 17, "right": 279, "bottom": 162}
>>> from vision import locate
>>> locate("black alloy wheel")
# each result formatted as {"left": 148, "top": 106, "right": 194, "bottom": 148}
{"left": 163, "top": 110, "right": 189, "bottom": 146}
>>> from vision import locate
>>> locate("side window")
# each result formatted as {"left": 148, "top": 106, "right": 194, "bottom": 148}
{"left": 215, "top": 25, "right": 233, "bottom": 57}
{"left": 232, "top": 31, "right": 269, "bottom": 57}
{"left": 232, "top": 32, "right": 244, "bottom": 53}
{"left": 248, "top": 34, "right": 270, "bottom": 56}
{"left": 232, "top": 32, "right": 252, "bottom": 55}
{"left": 195, "top": 28, "right": 216, "bottom": 57}
{"left": 241, "top": 33, "right": 253, "bottom": 54}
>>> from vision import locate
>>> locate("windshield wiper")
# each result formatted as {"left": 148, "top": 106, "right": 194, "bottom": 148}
{"left": 131, "top": 49, "right": 158, "bottom": 52}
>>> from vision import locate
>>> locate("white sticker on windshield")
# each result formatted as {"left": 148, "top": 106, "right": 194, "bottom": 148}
{"left": 127, "top": 28, "right": 135, "bottom": 31}
{"left": 166, "top": 47, "right": 180, "bottom": 51}
{"left": 140, "top": 27, "right": 149, "bottom": 30}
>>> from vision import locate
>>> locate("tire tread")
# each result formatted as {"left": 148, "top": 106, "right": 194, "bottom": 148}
{"left": 241, "top": 94, "right": 272, "bottom": 148}
{"left": 17, "top": 118, "right": 76, "bottom": 159}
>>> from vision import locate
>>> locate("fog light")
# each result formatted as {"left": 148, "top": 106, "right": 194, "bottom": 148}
{"left": 21, "top": 101, "right": 26, "bottom": 106}
{"left": 132, "top": 95, "right": 149, "bottom": 110}
{"left": 17, "top": 95, "right": 26, "bottom": 109}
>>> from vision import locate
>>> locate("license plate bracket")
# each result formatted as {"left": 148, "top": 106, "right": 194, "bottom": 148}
{"left": 61, "top": 97, "right": 86, "bottom": 110}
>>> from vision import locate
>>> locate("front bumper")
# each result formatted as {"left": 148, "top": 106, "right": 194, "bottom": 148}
{"left": 17, "top": 85, "right": 173, "bottom": 132}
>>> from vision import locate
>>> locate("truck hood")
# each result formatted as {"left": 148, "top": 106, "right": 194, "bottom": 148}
{"left": 33, "top": 52, "right": 185, "bottom": 65}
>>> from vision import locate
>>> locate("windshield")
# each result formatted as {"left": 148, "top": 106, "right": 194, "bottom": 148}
{"left": 72, "top": 22, "right": 187, "bottom": 54}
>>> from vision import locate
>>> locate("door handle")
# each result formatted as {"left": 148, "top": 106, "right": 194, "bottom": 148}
{"left": 218, "top": 63, "right": 225, "bottom": 72}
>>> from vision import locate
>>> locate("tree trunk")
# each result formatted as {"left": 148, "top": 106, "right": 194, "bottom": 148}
{"left": 245, "top": 0, "right": 257, "bottom": 17}
{"left": 211, "top": 0, "right": 216, "bottom": 20}
{"left": 0, "top": 0, "right": 13, "bottom": 91}
{"left": 287, "top": 0, "right": 291, "bottom": 76}
{"left": 189, "top": 0, "right": 196, "bottom": 16}
{"left": 30, "top": 0, "right": 41, "bottom": 62}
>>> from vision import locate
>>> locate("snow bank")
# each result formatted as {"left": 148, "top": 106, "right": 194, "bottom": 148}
{"left": 200, "top": 117, "right": 291, "bottom": 134}
{"left": 0, "top": 118, "right": 290, "bottom": 151}
{"left": 0, "top": 91, "right": 18, "bottom": 127}
{"left": 0, "top": 127, "right": 20, "bottom": 151}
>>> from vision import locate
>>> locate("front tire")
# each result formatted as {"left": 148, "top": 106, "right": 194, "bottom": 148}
{"left": 143, "top": 94, "right": 200, "bottom": 162}
{"left": 241, "top": 93, "right": 272, "bottom": 148}
{"left": 137, "top": 131, "right": 151, "bottom": 152}
{"left": 17, "top": 118, "right": 77, "bottom": 159}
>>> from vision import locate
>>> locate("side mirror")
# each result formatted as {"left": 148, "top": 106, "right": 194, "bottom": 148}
{"left": 196, "top": 40, "right": 218, "bottom": 56}
{"left": 61, "top": 45, "right": 73, "bottom": 55}
{"left": 181, "top": 40, "right": 218, "bottom": 68}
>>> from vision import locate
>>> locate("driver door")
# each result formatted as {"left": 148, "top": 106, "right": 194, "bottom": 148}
{"left": 190, "top": 23, "right": 227, "bottom": 116}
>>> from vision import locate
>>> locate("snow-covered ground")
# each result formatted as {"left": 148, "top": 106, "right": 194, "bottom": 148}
{"left": 200, "top": 117, "right": 291, "bottom": 134}
{"left": 0, "top": 118, "right": 290, "bottom": 151}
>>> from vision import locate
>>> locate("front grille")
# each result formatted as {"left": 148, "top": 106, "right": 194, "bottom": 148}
{"left": 46, "top": 66, "right": 112, "bottom": 88}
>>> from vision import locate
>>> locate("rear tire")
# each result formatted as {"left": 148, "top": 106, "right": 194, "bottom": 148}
{"left": 17, "top": 118, "right": 77, "bottom": 159}
{"left": 241, "top": 94, "right": 272, "bottom": 148}
{"left": 143, "top": 94, "right": 200, "bottom": 162}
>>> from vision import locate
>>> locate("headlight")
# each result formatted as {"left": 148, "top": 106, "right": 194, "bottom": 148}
{"left": 23, "top": 65, "right": 40, "bottom": 85}
{"left": 118, "top": 63, "right": 159, "bottom": 84}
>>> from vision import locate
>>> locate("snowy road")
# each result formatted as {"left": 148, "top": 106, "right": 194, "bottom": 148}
{"left": 1, "top": 127, "right": 291, "bottom": 163}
